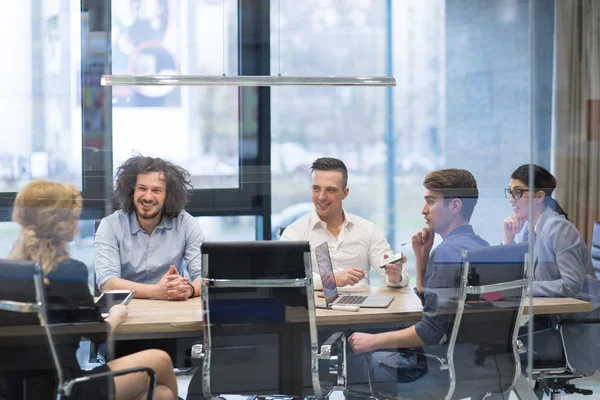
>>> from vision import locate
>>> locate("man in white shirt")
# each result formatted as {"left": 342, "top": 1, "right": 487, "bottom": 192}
{"left": 280, "top": 157, "right": 408, "bottom": 289}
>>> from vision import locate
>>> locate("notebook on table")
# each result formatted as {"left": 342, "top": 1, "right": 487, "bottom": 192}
{"left": 314, "top": 241, "right": 393, "bottom": 308}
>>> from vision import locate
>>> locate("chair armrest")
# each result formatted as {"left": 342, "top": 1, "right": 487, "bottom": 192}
{"left": 61, "top": 366, "right": 156, "bottom": 399}
{"left": 191, "top": 343, "right": 205, "bottom": 359}
{"left": 394, "top": 348, "right": 449, "bottom": 371}
{"left": 0, "top": 300, "right": 38, "bottom": 313}
{"left": 318, "top": 331, "right": 347, "bottom": 388}
{"left": 318, "top": 331, "right": 345, "bottom": 360}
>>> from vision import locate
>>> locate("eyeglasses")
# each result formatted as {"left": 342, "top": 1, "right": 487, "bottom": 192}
{"left": 504, "top": 188, "right": 530, "bottom": 199}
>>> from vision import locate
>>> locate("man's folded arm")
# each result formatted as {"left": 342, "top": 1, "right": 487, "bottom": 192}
{"left": 183, "top": 215, "right": 205, "bottom": 298}
{"left": 100, "top": 277, "right": 160, "bottom": 299}
{"left": 94, "top": 219, "right": 123, "bottom": 292}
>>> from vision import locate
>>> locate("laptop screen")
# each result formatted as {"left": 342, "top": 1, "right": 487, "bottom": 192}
{"left": 314, "top": 242, "right": 338, "bottom": 304}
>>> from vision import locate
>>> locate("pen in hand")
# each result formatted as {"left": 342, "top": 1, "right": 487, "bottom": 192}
{"left": 398, "top": 229, "right": 431, "bottom": 247}
{"left": 380, "top": 230, "right": 431, "bottom": 268}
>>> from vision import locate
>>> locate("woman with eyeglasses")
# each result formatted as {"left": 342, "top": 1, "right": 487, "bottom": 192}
{"left": 504, "top": 164, "right": 595, "bottom": 298}
{"left": 504, "top": 165, "right": 600, "bottom": 377}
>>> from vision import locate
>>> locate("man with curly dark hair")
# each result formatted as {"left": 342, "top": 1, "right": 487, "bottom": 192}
{"left": 94, "top": 155, "right": 204, "bottom": 301}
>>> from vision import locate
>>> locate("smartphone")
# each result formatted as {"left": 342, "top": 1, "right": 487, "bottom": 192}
{"left": 380, "top": 252, "right": 404, "bottom": 269}
{"left": 95, "top": 289, "right": 135, "bottom": 318}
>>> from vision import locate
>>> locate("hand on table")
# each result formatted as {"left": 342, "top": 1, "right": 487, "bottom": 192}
{"left": 155, "top": 265, "right": 191, "bottom": 301}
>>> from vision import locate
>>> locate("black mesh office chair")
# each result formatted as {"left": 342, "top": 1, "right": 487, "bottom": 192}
{"left": 355, "top": 243, "right": 531, "bottom": 400}
{"left": 528, "top": 286, "right": 600, "bottom": 398}
{"left": 0, "top": 259, "right": 156, "bottom": 400}
{"left": 188, "top": 241, "right": 346, "bottom": 399}
{"left": 451, "top": 243, "right": 530, "bottom": 400}
{"left": 591, "top": 221, "right": 600, "bottom": 279}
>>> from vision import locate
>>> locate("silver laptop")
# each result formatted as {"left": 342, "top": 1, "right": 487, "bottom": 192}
{"left": 314, "top": 242, "right": 394, "bottom": 308}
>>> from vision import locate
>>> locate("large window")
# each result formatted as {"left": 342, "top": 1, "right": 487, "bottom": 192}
{"left": 270, "top": 0, "right": 534, "bottom": 282}
{"left": 0, "top": 1, "right": 82, "bottom": 192}
{"left": 111, "top": 0, "right": 240, "bottom": 189}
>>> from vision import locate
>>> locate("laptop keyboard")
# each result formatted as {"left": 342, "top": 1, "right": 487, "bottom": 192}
{"left": 336, "top": 295, "right": 368, "bottom": 305}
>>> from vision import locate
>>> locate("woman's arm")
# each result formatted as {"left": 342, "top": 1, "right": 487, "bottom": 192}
{"left": 103, "top": 304, "right": 129, "bottom": 335}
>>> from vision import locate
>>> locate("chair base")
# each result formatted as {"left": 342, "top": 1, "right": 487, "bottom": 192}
{"left": 342, "top": 389, "right": 376, "bottom": 400}
{"left": 535, "top": 378, "right": 594, "bottom": 399}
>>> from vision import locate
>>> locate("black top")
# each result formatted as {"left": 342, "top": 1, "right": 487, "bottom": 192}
{"left": 0, "top": 259, "right": 108, "bottom": 372}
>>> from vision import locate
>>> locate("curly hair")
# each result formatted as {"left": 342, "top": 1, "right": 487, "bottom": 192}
{"left": 9, "top": 180, "right": 82, "bottom": 275}
{"left": 114, "top": 156, "right": 193, "bottom": 218}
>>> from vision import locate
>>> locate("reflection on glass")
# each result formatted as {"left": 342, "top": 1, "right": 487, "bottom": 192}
{"left": 111, "top": 0, "right": 240, "bottom": 189}
{"left": 194, "top": 215, "right": 256, "bottom": 241}
{"left": 0, "top": 3, "right": 82, "bottom": 191}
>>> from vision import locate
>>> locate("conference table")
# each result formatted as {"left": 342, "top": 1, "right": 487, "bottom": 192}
{"left": 114, "top": 286, "right": 593, "bottom": 338}
{"left": 113, "top": 287, "right": 593, "bottom": 398}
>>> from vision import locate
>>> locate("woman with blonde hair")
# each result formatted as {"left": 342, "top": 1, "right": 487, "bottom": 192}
{"left": 4, "top": 180, "right": 178, "bottom": 400}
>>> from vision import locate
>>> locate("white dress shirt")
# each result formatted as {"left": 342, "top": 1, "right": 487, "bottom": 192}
{"left": 280, "top": 209, "right": 409, "bottom": 290}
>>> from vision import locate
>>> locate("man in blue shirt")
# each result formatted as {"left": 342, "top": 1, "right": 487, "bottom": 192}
{"left": 94, "top": 156, "right": 204, "bottom": 301}
{"left": 347, "top": 168, "right": 489, "bottom": 398}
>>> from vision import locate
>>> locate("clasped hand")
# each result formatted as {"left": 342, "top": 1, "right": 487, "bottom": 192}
{"left": 156, "top": 265, "right": 192, "bottom": 301}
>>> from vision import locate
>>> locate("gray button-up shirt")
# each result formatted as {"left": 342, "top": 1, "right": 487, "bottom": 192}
{"left": 94, "top": 210, "right": 205, "bottom": 289}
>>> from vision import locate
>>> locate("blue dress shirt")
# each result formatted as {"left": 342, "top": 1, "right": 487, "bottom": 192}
{"left": 94, "top": 210, "right": 205, "bottom": 289}
{"left": 414, "top": 224, "right": 490, "bottom": 345}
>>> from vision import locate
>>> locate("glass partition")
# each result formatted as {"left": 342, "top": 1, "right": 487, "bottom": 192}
{"left": 111, "top": 0, "right": 240, "bottom": 189}
{"left": 0, "top": 1, "right": 82, "bottom": 191}
{"left": 3, "top": 0, "right": 600, "bottom": 399}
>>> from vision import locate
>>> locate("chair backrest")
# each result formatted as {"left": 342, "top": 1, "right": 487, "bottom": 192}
{"left": 0, "top": 259, "right": 60, "bottom": 400}
{"left": 591, "top": 221, "right": 600, "bottom": 279}
{"left": 198, "top": 241, "right": 324, "bottom": 399}
{"left": 446, "top": 243, "right": 528, "bottom": 400}
{"left": 0, "top": 259, "right": 106, "bottom": 398}
{"left": 0, "top": 259, "right": 42, "bottom": 300}
{"left": 0, "top": 260, "right": 44, "bottom": 330}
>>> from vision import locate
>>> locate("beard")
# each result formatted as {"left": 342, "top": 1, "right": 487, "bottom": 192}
{"left": 135, "top": 201, "right": 163, "bottom": 220}
{"left": 138, "top": 209, "right": 162, "bottom": 220}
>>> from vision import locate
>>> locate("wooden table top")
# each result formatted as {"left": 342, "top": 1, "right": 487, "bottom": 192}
{"left": 113, "top": 287, "right": 593, "bottom": 333}
{"left": 116, "top": 297, "right": 204, "bottom": 335}
{"left": 313, "top": 286, "right": 594, "bottom": 326}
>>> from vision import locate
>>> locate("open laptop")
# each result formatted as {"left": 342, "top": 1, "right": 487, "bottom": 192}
{"left": 314, "top": 241, "right": 393, "bottom": 308}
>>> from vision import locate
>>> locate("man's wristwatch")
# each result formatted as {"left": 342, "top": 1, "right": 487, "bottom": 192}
{"left": 186, "top": 282, "right": 196, "bottom": 298}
